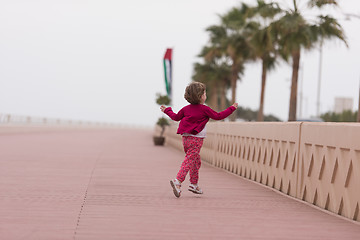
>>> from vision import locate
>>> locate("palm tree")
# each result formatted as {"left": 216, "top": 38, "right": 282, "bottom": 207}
{"left": 204, "top": 25, "right": 232, "bottom": 110}
{"left": 273, "top": 11, "right": 312, "bottom": 121}
{"left": 192, "top": 62, "right": 220, "bottom": 110}
{"left": 221, "top": 5, "right": 257, "bottom": 107}
{"left": 248, "top": 0, "right": 282, "bottom": 121}
{"left": 205, "top": 4, "right": 257, "bottom": 120}
{"left": 273, "top": 0, "right": 347, "bottom": 121}
{"left": 192, "top": 46, "right": 231, "bottom": 111}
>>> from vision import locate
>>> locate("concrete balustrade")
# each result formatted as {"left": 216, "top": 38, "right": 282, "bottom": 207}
{"left": 164, "top": 121, "right": 360, "bottom": 222}
{"left": 298, "top": 123, "right": 360, "bottom": 221}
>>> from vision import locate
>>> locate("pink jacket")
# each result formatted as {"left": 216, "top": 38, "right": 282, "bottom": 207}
{"left": 164, "top": 104, "right": 236, "bottom": 135}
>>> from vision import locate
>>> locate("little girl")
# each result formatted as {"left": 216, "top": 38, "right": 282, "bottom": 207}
{"left": 160, "top": 81, "right": 238, "bottom": 198}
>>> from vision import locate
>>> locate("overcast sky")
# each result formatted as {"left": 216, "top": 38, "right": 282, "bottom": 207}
{"left": 1, "top": 0, "right": 359, "bottom": 126}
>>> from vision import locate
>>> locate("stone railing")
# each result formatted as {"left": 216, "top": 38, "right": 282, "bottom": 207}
{"left": 165, "top": 121, "right": 360, "bottom": 222}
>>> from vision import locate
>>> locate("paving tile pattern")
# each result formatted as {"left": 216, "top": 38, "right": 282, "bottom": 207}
{"left": 0, "top": 129, "right": 359, "bottom": 239}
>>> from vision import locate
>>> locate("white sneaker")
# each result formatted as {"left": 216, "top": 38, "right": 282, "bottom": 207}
{"left": 170, "top": 179, "right": 181, "bottom": 198}
{"left": 188, "top": 184, "right": 203, "bottom": 194}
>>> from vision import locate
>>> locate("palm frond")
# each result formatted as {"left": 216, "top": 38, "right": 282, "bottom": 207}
{"left": 206, "top": 25, "right": 227, "bottom": 45}
{"left": 251, "top": 0, "right": 282, "bottom": 19}
{"left": 316, "top": 15, "right": 348, "bottom": 46}
{"left": 308, "top": 0, "right": 338, "bottom": 8}
{"left": 221, "top": 3, "right": 251, "bottom": 30}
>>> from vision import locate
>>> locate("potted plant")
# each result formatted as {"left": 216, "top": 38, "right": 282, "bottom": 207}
{"left": 154, "top": 93, "right": 171, "bottom": 146}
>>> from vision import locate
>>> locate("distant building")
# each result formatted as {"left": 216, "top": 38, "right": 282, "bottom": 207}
{"left": 334, "top": 97, "right": 353, "bottom": 113}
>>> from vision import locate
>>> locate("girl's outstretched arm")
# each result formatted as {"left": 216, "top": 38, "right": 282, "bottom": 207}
{"left": 162, "top": 106, "right": 184, "bottom": 121}
{"left": 205, "top": 103, "right": 238, "bottom": 120}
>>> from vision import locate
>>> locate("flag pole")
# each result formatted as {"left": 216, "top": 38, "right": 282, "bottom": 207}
{"left": 357, "top": 75, "right": 360, "bottom": 122}
{"left": 163, "top": 48, "right": 173, "bottom": 105}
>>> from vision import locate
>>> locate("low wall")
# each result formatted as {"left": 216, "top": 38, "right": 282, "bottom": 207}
{"left": 165, "top": 121, "right": 360, "bottom": 222}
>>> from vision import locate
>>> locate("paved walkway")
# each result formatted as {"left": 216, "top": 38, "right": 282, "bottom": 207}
{"left": 0, "top": 128, "right": 359, "bottom": 239}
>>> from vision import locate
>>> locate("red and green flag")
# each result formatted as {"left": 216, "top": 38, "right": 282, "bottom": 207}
{"left": 163, "top": 48, "right": 172, "bottom": 98}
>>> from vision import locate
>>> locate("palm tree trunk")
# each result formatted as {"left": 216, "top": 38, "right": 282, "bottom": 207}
{"left": 230, "top": 63, "right": 238, "bottom": 121}
{"left": 210, "top": 88, "right": 218, "bottom": 111}
{"left": 214, "top": 86, "right": 219, "bottom": 111}
{"left": 293, "top": 0, "right": 298, "bottom": 12}
{"left": 257, "top": 59, "right": 267, "bottom": 121}
{"left": 288, "top": 50, "right": 300, "bottom": 121}
{"left": 220, "top": 80, "right": 227, "bottom": 110}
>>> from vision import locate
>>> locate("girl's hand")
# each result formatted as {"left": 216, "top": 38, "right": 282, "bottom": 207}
{"left": 232, "top": 103, "right": 238, "bottom": 108}
{"left": 160, "top": 105, "right": 166, "bottom": 112}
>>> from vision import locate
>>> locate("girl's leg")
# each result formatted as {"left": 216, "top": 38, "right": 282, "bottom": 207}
{"left": 176, "top": 136, "right": 192, "bottom": 183}
{"left": 176, "top": 136, "right": 203, "bottom": 184}
{"left": 189, "top": 138, "right": 203, "bottom": 185}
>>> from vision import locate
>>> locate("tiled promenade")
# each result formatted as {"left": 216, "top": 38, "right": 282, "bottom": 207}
{"left": 0, "top": 128, "right": 359, "bottom": 239}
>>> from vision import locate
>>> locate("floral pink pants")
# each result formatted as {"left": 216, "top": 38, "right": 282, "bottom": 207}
{"left": 176, "top": 136, "right": 204, "bottom": 185}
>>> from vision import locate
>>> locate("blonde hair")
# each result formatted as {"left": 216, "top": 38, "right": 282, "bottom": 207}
{"left": 184, "top": 82, "right": 206, "bottom": 104}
